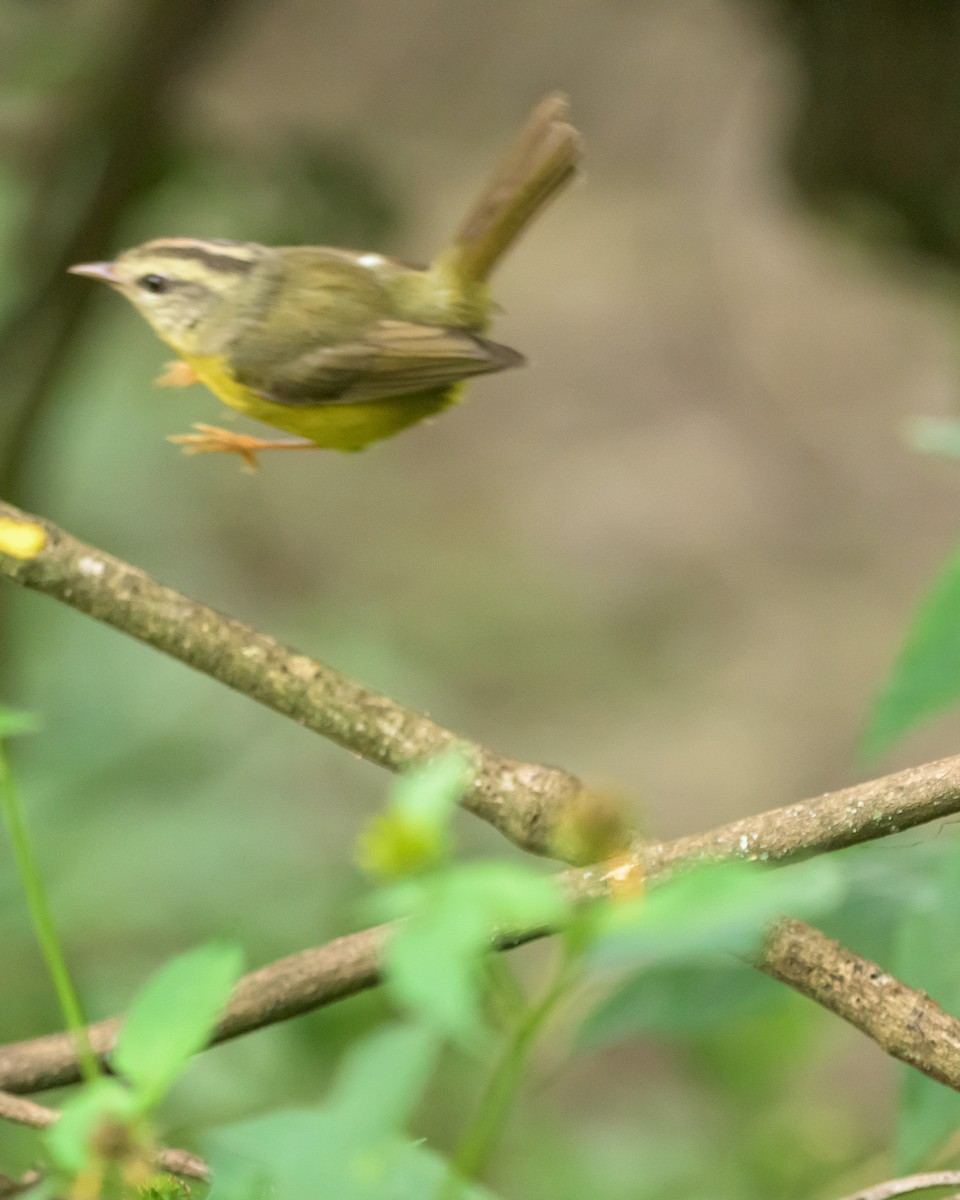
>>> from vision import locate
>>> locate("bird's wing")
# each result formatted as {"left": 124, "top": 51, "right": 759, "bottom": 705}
{"left": 234, "top": 320, "right": 524, "bottom": 407}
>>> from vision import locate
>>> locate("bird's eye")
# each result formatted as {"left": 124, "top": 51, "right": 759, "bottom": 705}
{"left": 137, "top": 274, "right": 169, "bottom": 294}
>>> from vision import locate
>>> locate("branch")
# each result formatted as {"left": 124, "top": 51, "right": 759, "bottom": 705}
{"left": 7, "top": 494, "right": 960, "bottom": 870}
{"left": 0, "top": 501, "right": 590, "bottom": 858}
{"left": 636, "top": 755, "right": 960, "bottom": 873}
{"left": 0, "top": 1091, "right": 54, "bottom": 1129}
{"left": 0, "top": 1089, "right": 209, "bottom": 1183}
{"left": 834, "top": 1171, "right": 960, "bottom": 1200}
{"left": 758, "top": 920, "right": 960, "bottom": 1088}
{"left": 0, "top": 924, "right": 387, "bottom": 1093}
{"left": 7, "top": 746, "right": 960, "bottom": 1094}
{"left": 5, "top": 501, "right": 960, "bottom": 863}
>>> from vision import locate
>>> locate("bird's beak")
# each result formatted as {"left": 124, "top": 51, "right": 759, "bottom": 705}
{"left": 67, "top": 261, "right": 120, "bottom": 285}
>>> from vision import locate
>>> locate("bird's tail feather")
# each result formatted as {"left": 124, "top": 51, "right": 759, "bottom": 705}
{"left": 437, "top": 94, "right": 582, "bottom": 286}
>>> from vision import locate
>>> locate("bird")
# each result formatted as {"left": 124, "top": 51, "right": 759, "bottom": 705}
{"left": 69, "top": 94, "right": 582, "bottom": 468}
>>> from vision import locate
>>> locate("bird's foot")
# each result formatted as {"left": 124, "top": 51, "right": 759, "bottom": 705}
{"left": 167, "top": 424, "right": 317, "bottom": 470}
{"left": 154, "top": 360, "right": 200, "bottom": 388}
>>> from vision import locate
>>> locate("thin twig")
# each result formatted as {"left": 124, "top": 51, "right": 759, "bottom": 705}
{"left": 0, "top": 1091, "right": 55, "bottom": 1129}
{"left": 833, "top": 1171, "right": 960, "bottom": 1200}
{"left": 0, "top": 1169, "right": 42, "bottom": 1197}
{"left": 155, "top": 1147, "right": 210, "bottom": 1185}
{"left": 635, "top": 757, "right": 960, "bottom": 874}
{"left": 0, "top": 500, "right": 590, "bottom": 858}
{"left": 0, "top": 1089, "right": 209, "bottom": 1183}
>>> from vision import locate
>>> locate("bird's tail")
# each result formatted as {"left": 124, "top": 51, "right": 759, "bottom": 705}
{"left": 436, "top": 94, "right": 582, "bottom": 287}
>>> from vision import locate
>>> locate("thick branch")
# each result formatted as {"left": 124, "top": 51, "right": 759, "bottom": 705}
{"left": 0, "top": 1089, "right": 209, "bottom": 1183}
{"left": 0, "top": 500, "right": 589, "bottom": 858}
{"left": 758, "top": 920, "right": 960, "bottom": 1088}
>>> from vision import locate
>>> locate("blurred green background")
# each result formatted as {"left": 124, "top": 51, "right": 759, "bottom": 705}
{"left": 5, "top": 2, "right": 960, "bottom": 1196}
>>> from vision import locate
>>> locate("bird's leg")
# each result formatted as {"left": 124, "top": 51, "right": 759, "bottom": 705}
{"left": 154, "top": 360, "right": 200, "bottom": 388}
{"left": 167, "top": 423, "right": 318, "bottom": 470}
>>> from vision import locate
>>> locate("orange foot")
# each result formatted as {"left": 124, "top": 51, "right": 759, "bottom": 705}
{"left": 154, "top": 360, "right": 200, "bottom": 388}
{"left": 167, "top": 423, "right": 318, "bottom": 470}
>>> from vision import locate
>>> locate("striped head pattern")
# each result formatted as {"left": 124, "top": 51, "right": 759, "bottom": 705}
{"left": 69, "top": 238, "right": 273, "bottom": 350}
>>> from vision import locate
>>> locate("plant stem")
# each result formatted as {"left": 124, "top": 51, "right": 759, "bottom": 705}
{"left": 0, "top": 742, "right": 99, "bottom": 1082}
{"left": 440, "top": 954, "right": 577, "bottom": 1199}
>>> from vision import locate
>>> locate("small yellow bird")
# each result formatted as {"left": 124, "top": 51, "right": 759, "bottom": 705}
{"left": 69, "top": 95, "right": 581, "bottom": 467}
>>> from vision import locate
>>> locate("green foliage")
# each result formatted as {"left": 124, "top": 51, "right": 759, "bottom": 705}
{"left": 688, "top": 994, "right": 820, "bottom": 1103}
{"left": 45, "top": 1079, "right": 140, "bottom": 1175}
{"left": 0, "top": 707, "right": 40, "bottom": 738}
{"left": 362, "top": 753, "right": 569, "bottom": 1043}
{"left": 578, "top": 859, "right": 842, "bottom": 1057}
{"left": 44, "top": 942, "right": 242, "bottom": 1192}
{"left": 865, "top": 542, "right": 960, "bottom": 754}
{"left": 358, "top": 752, "right": 470, "bottom": 880}
{"left": 113, "top": 941, "right": 244, "bottom": 1108}
{"left": 578, "top": 959, "right": 784, "bottom": 1047}
{"left": 893, "top": 843, "right": 960, "bottom": 1171}
{"left": 205, "top": 1023, "right": 496, "bottom": 1200}
{"left": 585, "top": 857, "right": 844, "bottom": 974}
{"left": 139, "top": 1176, "right": 192, "bottom": 1200}
{"left": 382, "top": 862, "right": 568, "bottom": 1045}
{"left": 0, "top": 725, "right": 98, "bottom": 1082}
{"left": 321, "top": 1022, "right": 438, "bottom": 1136}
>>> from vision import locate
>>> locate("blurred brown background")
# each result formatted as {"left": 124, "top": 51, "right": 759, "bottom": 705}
{"left": 3, "top": 2, "right": 960, "bottom": 1196}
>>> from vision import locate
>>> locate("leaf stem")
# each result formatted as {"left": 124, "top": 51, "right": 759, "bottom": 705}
{"left": 0, "top": 742, "right": 99, "bottom": 1082}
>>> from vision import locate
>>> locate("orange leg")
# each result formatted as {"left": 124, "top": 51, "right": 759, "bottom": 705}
{"left": 167, "top": 423, "right": 319, "bottom": 470}
{"left": 154, "top": 360, "right": 200, "bottom": 388}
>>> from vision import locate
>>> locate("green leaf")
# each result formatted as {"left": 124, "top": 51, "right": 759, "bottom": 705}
{"left": 327, "top": 1023, "right": 439, "bottom": 1136}
{"left": 865, "top": 542, "right": 960, "bottom": 755}
{"left": 205, "top": 1023, "right": 495, "bottom": 1200}
{"left": 358, "top": 752, "right": 470, "bottom": 880}
{"left": 578, "top": 959, "right": 784, "bottom": 1048}
{"left": 208, "top": 1112, "right": 497, "bottom": 1200}
{"left": 45, "top": 1078, "right": 138, "bottom": 1173}
{"left": 690, "top": 996, "right": 819, "bottom": 1102}
{"left": 0, "top": 706, "right": 41, "bottom": 738}
{"left": 113, "top": 941, "right": 243, "bottom": 1108}
{"left": 384, "top": 884, "right": 492, "bottom": 1042}
{"left": 383, "top": 863, "right": 568, "bottom": 1042}
{"left": 894, "top": 846, "right": 960, "bottom": 1171}
{"left": 390, "top": 751, "right": 471, "bottom": 824}
{"left": 586, "top": 858, "right": 844, "bottom": 973}
{"left": 139, "top": 1178, "right": 192, "bottom": 1200}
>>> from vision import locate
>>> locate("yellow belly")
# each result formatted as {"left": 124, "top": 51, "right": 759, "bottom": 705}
{"left": 183, "top": 353, "right": 461, "bottom": 452}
